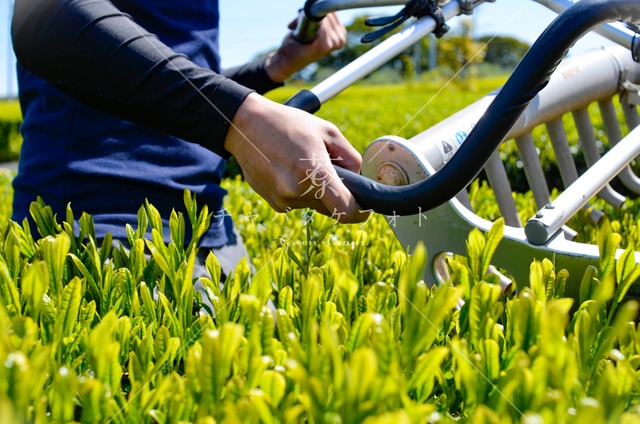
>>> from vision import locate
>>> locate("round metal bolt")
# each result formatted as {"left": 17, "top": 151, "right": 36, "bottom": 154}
{"left": 376, "top": 162, "right": 409, "bottom": 186}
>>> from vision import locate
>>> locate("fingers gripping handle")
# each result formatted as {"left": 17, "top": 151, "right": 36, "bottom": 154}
{"left": 293, "top": 0, "right": 324, "bottom": 44}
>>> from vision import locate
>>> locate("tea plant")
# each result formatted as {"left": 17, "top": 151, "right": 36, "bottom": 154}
{"left": 0, "top": 185, "right": 639, "bottom": 422}
{"left": 0, "top": 101, "right": 22, "bottom": 162}
{"left": 2, "top": 79, "right": 640, "bottom": 422}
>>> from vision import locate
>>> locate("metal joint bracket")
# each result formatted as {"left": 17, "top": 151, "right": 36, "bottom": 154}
{"left": 459, "top": 0, "right": 495, "bottom": 16}
{"left": 525, "top": 204, "right": 565, "bottom": 245}
{"left": 362, "top": 0, "right": 450, "bottom": 42}
{"left": 424, "top": 1, "right": 450, "bottom": 37}
{"left": 622, "top": 80, "right": 640, "bottom": 105}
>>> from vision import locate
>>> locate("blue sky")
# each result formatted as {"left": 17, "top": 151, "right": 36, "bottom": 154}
{"left": 1, "top": 0, "right": 614, "bottom": 98}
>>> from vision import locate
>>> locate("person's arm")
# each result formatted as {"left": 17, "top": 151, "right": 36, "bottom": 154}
{"left": 223, "top": 56, "right": 283, "bottom": 95}
{"left": 222, "top": 14, "right": 368, "bottom": 223}
{"left": 223, "top": 13, "right": 347, "bottom": 94}
{"left": 13, "top": 0, "right": 367, "bottom": 222}
{"left": 12, "top": 0, "right": 248, "bottom": 158}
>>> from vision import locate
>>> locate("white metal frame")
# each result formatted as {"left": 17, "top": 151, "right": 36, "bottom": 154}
{"left": 297, "top": 0, "right": 640, "bottom": 294}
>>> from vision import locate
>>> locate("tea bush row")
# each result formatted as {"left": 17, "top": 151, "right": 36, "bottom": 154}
{"left": 1, "top": 183, "right": 640, "bottom": 422}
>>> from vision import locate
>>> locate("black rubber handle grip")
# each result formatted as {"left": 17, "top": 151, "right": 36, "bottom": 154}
{"left": 284, "top": 89, "right": 322, "bottom": 113}
{"left": 293, "top": 1, "right": 324, "bottom": 44}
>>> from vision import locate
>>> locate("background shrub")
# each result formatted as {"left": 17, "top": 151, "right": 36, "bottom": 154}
{"left": 0, "top": 101, "right": 22, "bottom": 163}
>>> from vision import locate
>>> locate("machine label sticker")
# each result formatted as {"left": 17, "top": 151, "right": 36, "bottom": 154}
{"left": 436, "top": 123, "right": 476, "bottom": 164}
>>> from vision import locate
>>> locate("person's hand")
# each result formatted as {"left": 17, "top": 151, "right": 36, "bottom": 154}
{"left": 224, "top": 93, "right": 369, "bottom": 223}
{"left": 265, "top": 13, "right": 347, "bottom": 83}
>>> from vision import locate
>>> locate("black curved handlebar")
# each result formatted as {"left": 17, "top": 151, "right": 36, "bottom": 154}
{"left": 333, "top": 0, "right": 640, "bottom": 216}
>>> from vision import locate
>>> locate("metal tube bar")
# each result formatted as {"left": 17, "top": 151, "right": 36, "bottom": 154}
{"left": 545, "top": 118, "right": 603, "bottom": 223}
{"left": 483, "top": 150, "right": 522, "bottom": 227}
{"left": 308, "top": 0, "right": 406, "bottom": 16}
{"left": 621, "top": 94, "right": 640, "bottom": 130}
{"left": 515, "top": 133, "right": 551, "bottom": 209}
{"left": 599, "top": 99, "right": 640, "bottom": 194}
{"left": 546, "top": 118, "right": 579, "bottom": 186}
{"left": 534, "top": 0, "right": 635, "bottom": 49}
{"left": 455, "top": 190, "right": 473, "bottom": 211}
{"left": 572, "top": 107, "right": 626, "bottom": 207}
{"left": 513, "top": 133, "right": 582, "bottom": 240}
{"left": 526, "top": 124, "right": 640, "bottom": 245}
{"left": 310, "top": 1, "right": 461, "bottom": 103}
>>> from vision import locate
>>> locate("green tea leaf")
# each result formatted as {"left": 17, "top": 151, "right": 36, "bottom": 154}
{"left": 21, "top": 261, "right": 49, "bottom": 319}
{"left": 54, "top": 277, "right": 82, "bottom": 338}
{"left": 248, "top": 266, "right": 272, "bottom": 306}
{"left": 275, "top": 309, "right": 298, "bottom": 347}
{"left": 300, "top": 274, "right": 322, "bottom": 343}
{"left": 468, "top": 281, "right": 502, "bottom": 346}
{"left": 139, "top": 281, "right": 157, "bottom": 323}
{"left": 145, "top": 230, "right": 174, "bottom": 282}
{"left": 408, "top": 346, "right": 448, "bottom": 393}
{"left": 348, "top": 348, "right": 378, "bottom": 406}
{"left": 466, "top": 228, "right": 484, "bottom": 283}
{"left": 260, "top": 370, "right": 286, "bottom": 407}
{"left": 199, "top": 324, "right": 245, "bottom": 408}
{"left": 205, "top": 252, "right": 222, "bottom": 287}
{"left": 579, "top": 266, "right": 599, "bottom": 305}
{"left": 78, "top": 212, "right": 96, "bottom": 243}
{"left": 145, "top": 199, "right": 164, "bottom": 234}
{"left": 40, "top": 233, "right": 71, "bottom": 298}
{"left": 135, "top": 205, "right": 149, "bottom": 239}
{"left": 184, "top": 189, "right": 197, "bottom": 226}
{"left": 398, "top": 242, "right": 427, "bottom": 317}
{"left": 479, "top": 339, "right": 500, "bottom": 382}
{"left": 277, "top": 285, "right": 294, "bottom": 316}
{"left": 529, "top": 260, "right": 546, "bottom": 303}
{"left": 259, "top": 306, "right": 275, "bottom": 356}
{"left": 481, "top": 218, "right": 504, "bottom": 280}
{"left": 366, "top": 282, "right": 392, "bottom": 314}
{"left": 169, "top": 209, "right": 186, "bottom": 254}
{"left": 29, "top": 197, "right": 61, "bottom": 237}
{"left": 157, "top": 292, "right": 182, "bottom": 338}
{"left": 597, "top": 221, "right": 621, "bottom": 279}
{"left": 613, "top": 244, "right": 640, "bottom": 308}
{"left": 287, "top": 247, "right": 303, "bottom": 270}
{"left": 345, "top": 312, "right": 378, "bottom": 352}
{"left": 154, "top": 325, "right": 172, "bottom": 363}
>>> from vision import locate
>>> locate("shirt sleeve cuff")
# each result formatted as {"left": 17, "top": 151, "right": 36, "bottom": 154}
{"left": 222, "top": 55, "right": 285, "bottom": 95}
{"left": 199, "top": 77, "right": 256, "bottom": 159}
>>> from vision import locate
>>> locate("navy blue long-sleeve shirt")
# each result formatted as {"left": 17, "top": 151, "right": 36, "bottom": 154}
{"left": 11, "top": 0, "right": 282, "bottom": 247}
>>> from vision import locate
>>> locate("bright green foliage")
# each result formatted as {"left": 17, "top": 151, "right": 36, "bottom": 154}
{"left": 0, "top": 101, "right": 22, "bottom": 162}
{"left": 2, "top": 79, "right": 640, "bottom": 421}
{"left": 0, "top": 186, "right": 638, "bottom": 423}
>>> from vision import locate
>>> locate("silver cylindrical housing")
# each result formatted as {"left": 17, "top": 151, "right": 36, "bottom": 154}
{"left": 400, "top": 46, "right": 640, "bottom": 172}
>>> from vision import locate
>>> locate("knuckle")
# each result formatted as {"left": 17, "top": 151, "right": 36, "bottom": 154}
{"left": 351, "top": 153, "right": 363, "bottom": 167}
{"left": 325, "top": 123, "right": 341, "bottom": 138}
{"left": 278, "top": 178, "right": 303, "bottom": 200}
